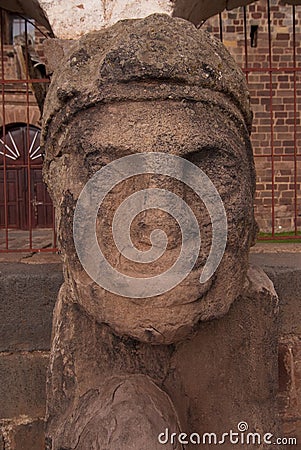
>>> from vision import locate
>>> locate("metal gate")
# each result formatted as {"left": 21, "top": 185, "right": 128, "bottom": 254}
{"left": 0, "top": 123, "right": 53, "bottom": 229}
{"left": 0, "top": 9, "right": 56, "bottom": 252}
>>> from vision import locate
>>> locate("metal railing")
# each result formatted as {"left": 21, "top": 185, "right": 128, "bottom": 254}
{"left": 0, "top": 9, "right": 56, "bottom": 252}
{"left": 1, "top": 2, "right": 300, "bottom": 251}
{"left": 213, "top": 0, "right": 301, "bottom": 240}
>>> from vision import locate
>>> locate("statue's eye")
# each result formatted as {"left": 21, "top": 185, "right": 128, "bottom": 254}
{"left": 185, "top": 146, "right": 245, "bottom": 195}
{"left": 186, "top": 147, "right": 219, "bottom": 165}
{"left": 186, "top": 147, "right": 239, "bottom": 169}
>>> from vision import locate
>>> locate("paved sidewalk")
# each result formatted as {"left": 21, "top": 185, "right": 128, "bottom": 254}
{"left": 250, "top": 242, "right": 301, "bottom": 268}
{"left": 0, "top": 228, "right": 55, "bottom": 251}
{"left": 251, "top": 242, "right": 301, "bottom": 254}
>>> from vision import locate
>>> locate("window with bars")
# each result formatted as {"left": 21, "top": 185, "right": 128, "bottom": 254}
{"left": 10, "top": 15, "right": 35, "bottom": 44}
{"left": 0, "top": 12, "right": 35, "bottom": 45}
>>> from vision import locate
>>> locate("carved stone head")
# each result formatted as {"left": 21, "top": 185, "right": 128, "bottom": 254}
{"left": 43, "top": 14, "right": 257, "bottom": 344}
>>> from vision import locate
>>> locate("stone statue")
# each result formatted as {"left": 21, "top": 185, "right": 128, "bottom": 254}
{"left": 42, "top": 14, "right": 280, "bottom": 450}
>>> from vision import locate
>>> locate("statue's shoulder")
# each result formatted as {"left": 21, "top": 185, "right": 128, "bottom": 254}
{"left": 244, "top": 264, "right": 279, "bottom": 310}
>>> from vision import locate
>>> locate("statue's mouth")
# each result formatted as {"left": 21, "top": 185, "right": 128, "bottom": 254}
{"left": 74, "top": 256, "right": 214, "bottom": 304}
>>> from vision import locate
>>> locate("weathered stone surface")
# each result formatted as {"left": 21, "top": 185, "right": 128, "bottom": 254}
{"left": 43, "top": 14, "right": 256, "bottom": 345}
{"left": 43, "top": 14, "right": 252, "bottom": 131}
{"left": 278, "top": 336, "right": 301, "bottom": 419}
{"left": 41, "top": 0, "right": 255, "bottom": 38}
{"left": 37, "top": 0, "right": 258, "bottom": 38}
{"left": 52, "top": 375, "right": 182, "bottom": 450}
{"left": 12, "top": 420, "right": 45, "bottom": 450}
{"left": 5, "top": 0, "right": 301, "bottom": 41}
{"left": 4, "top": 1, "right": 298, "bottom": 39}
{"left": 43, "top": 39, "right": 74, "bottom": 74}
{"left": 0, "top": 353, "right": 48, "bottom": 419}
{"left": 250, "top": 253, "right": 301, "bottom": 336}
{"left": 0, "top": 1, "right": 261, "bottom": 39}
{"left": 39, "top": 0, "right": 174, "bottom": 39}
{"left": 164, "top": 265, "right": 280, "bottom": 450}
{"left": 0, "top": 263, "right": 63, "bottom": 352}
{"left": 277, "top": 337, "right": 301, "bottom": 449}
{"left": 251, "top": 253, "right": 301, "bottom": 447}
{"left": 280, "top": 420, "right": 300, "bottom": 450}
{"left": 42, "top": 13, "right": 280, "bottom": 449}
{"left": 46, "top": 266, "right": 280, "bottom": 449}
{"left": 46, "top": 285, "right": 174, "bottom": 439}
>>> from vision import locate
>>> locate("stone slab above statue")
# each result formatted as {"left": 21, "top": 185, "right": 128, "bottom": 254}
{"left": 2, "top": 0, "right": 260, "bottom": 38}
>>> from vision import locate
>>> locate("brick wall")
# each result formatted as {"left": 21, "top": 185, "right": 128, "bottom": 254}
{"left": 206, "top": 0, "right": 301, "bottom": 234}
{"left": 1, "top": 5, "right": 300, "bottom": 235}
{"left": 0, "top": 18, "right": 48, "bottom": 129}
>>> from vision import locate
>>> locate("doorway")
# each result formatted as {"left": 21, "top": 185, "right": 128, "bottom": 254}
{"left": 0, "top": 123, "right": 53, "bottom": 229}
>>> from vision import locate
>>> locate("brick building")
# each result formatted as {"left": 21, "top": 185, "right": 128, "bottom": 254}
{"left": 205, "top": 0, "right": 301, "bottom": 234}
{"left": 0, "top": 1, "right": 300, "bottom": 238}
{"left": 0, "top": 10, "right": 53, "bottom": 236}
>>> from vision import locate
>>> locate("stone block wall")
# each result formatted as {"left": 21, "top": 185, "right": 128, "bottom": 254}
{"left": 250, "top": 253, "right": 301, "bottom": 447}
{"left": 205, "top": 0, "right": 301, "bottom": 233}
{"left": 0, "top": 258, "right": 301, "bottom": 447}
{"left": 0, "top": 263, "right": 63, "bottom": 450}
{"left": 274, "top": 271, "right": 301, "bottom": 448}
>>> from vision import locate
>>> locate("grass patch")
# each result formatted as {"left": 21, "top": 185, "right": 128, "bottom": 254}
{"left": 258, "top": 231, "right": 301, "bottom": 243}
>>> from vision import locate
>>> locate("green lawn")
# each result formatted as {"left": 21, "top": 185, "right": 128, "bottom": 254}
{"left": 258, "top": 231, "right": 301, "bottom": 243}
